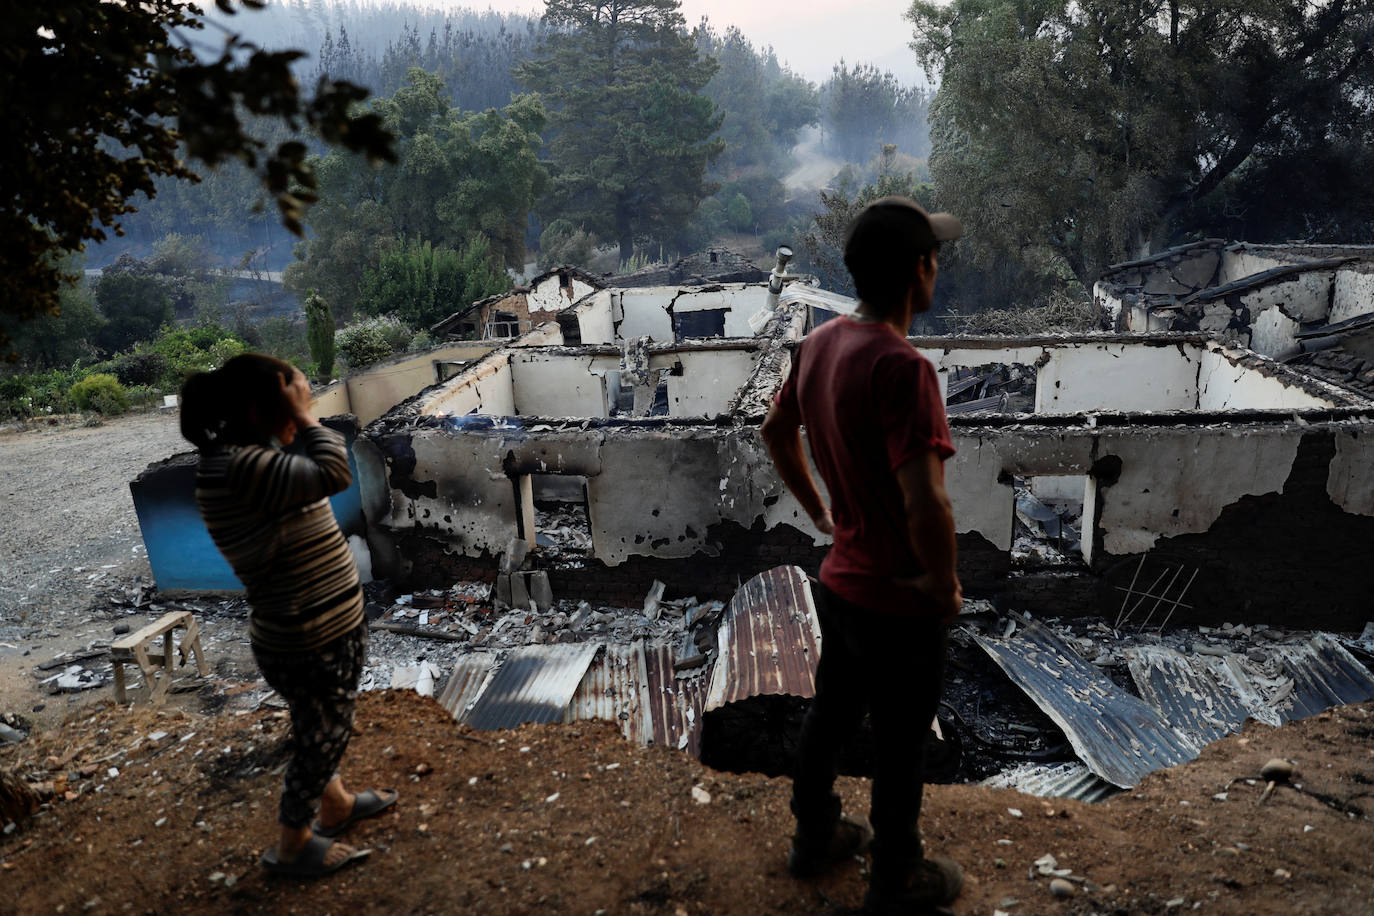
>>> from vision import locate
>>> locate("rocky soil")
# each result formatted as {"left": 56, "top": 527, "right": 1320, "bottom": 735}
{"left": 0, "top": 691, "right": 1371, "bottom": 914}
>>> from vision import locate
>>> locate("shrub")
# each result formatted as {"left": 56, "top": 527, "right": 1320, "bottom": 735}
{"left": 107, "top": 350, "right": 169, "bottom": 387}
{"left": 69, "top": 373, "right": 130, "bottom": 415}
{"left": 337, "top": 316, "right": 414, "bottom": 369}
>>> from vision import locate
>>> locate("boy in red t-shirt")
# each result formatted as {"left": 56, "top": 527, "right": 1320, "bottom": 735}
{"left": 762, "top": 197, "right": 964, "bottom": 914}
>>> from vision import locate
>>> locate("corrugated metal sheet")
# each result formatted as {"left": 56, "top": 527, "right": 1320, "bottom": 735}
{"left": 460, "top": 643, "right": 602, "bottom": 731}
{"left": 437, "top": 652, "right": 500, "bottom": 721}
{"left": 566, "top": 643, "right": 647, "bottom": 743}
{"left": 1125, "top": 646, "right": 1260, "bottom": 744}
{"left": 1264, "top": 635, "right": 1374, "bottom": 722}
{"left": 975, "top": 621, "right": 1199, "bottom": 788}
{"left": 644, "top": 643, "right": 709, "bottom": 757}
{"left": 1125, "top": 636, "right": 1374, "bottom": 740}
{"left": 705, "top": 566, "right": 821, "bottom": 712}
{"left": 981, "top": 762, "right": 1121, "bottom": 804}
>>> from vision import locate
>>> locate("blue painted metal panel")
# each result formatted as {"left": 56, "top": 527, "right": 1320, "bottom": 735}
{"left": 130, "top": 417, "right": 366, "bottom": 592}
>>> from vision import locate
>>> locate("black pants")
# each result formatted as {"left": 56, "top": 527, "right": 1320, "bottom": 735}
{"left": 791, "top": 583, "right": 949, "bottom": 887}
{"left": 253, "top": 623, "right": 366, "bottom": 829}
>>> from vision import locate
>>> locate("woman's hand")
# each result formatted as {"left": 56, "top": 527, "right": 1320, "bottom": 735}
{"left": 279, "top": 370, "right": 319, "bottom": 428}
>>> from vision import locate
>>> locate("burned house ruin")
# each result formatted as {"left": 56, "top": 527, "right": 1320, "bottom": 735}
{"left": 126, "top": 244, "right": 1374, "bottom": 797}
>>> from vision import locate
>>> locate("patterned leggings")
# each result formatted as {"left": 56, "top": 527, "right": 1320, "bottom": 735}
{"left": 253, "top": 624, "right": 366, "bottom": 829}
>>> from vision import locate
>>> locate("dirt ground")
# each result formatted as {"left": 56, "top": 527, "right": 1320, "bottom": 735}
{"left": 3, "top": 413, "right": 1374, "bottom": 914}
{"left": 0, "top": 692, "right": 1369, "bottom": 915}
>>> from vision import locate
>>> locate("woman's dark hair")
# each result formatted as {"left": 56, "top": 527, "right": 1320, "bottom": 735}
{"left": 180, "top": 353, "right": 299, "bottom": 449}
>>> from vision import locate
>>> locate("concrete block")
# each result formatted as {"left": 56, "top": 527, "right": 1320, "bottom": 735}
{"left": 510, "top": 572, "right": 531, "bottom": 611}
{"left": 501, "top": 538, "right": 529, "bottom": 573}
{"left": 528, "top": 570, "right": 554, "bottom": 610}
{"left": 495, "top": 573, "right": 513, "bottom": 608}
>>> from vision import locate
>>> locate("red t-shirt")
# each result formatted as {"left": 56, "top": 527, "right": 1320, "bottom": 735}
{"left": 774, "top": 316, "right": 955, "bottom": 616}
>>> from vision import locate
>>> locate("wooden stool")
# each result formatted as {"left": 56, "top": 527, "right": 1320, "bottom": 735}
{"left": 110, "top": 611, "right": 210, "bottom": 704}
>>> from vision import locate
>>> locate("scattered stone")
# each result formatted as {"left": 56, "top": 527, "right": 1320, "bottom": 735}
{"left": 691, "top": 786, "right": 711, "bottom": 805}
{"left": 1007, "top": 808, "right": 1023, "bottom": 818}
{"left": 1260, "top": 758, "right": 1294, "bottom": 782}
{"left": 1049, "top": 878, "right": 1075, "bottom": 898}
{"left": 112, "top": 623, "right": 131, "bottom": 636}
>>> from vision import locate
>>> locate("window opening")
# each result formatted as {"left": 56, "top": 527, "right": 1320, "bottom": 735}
{"left": 530, "top": 474, "right": 592, "bottom": 557}
{"left": 673, "top": 308, "right": 728, "bottom": 339}
{"left": 945, "top": 364, "right": 1036, "bottom": 416}
{"left": 1011, "top": 475, "right": 1088, "bottom": 568}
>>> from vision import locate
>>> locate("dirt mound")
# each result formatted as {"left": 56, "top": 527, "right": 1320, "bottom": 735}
{"left": 2, "top": 692, "right": 1372, "bottom": 914}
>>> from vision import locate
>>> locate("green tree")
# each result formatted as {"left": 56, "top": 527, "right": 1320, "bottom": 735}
{"left": 726, "top": 193, "right": 754, "bottom": 232}
{"left": 358, "top": 237, "right": 508, "bottom": 330}
{"left": 94, "top": 273, "right": 175, "bottom": 355}
{"left": 517, "top": 0, "right": 725, "bottom": 262}
{"left": 908, "top": 0, "right": 1374, "bottom": 291}
{"left": 286, "top": 70, "right": 546, "bottom": 318}
{"left": 697, "top": 24, "right": 818, "bottom": 175}
{"left": 304, "top": 292, "right": 336, "bottom": 383}
{"left": 0, "top": 1, "right": 395, "bottom": 352}
{"left": 2, "top": 255, "right": 104, "bottom": 370}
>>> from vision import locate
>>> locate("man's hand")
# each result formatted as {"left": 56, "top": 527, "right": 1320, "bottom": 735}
{"left": 813, "top": 507, "right": 835, "bottom": 535}
{"left": 910, "top": 573, "right": 962, "bottom": 624}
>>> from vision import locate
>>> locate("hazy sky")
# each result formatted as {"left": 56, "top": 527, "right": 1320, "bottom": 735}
{"left": 435, "top": 1, "right": 926, "bottom": 85}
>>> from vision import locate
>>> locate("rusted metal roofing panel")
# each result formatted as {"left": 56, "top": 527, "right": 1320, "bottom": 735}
{"left": 644, "top": 643, "right": 708, "bottom": 757}
{"left": 461, "top": 643, "right": 602, "bottom": 731}
{"left": 705, "top": 565, "right": 821, "bottom": 712}
{"left": 1125, "top": 646, "right": 1259, "bottom": 744}
{"left": 974, "top": 621, "right": 1198, "bottom": 788}
{"left": 565, "top": 643, "right": 648, "bottom": 744}
{"left": 437, "top": 652, "right": 499, "bottom": 721}
{"left": 981, "top": 762, "right": 1120, "bottom": 805}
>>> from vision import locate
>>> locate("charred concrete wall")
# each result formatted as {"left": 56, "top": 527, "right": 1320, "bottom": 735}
{"left": 945, "top": 414, "right": 1374, "bottom": 626}
{"left": 1095, "top": 241, "right": 1374, "bottom": 362}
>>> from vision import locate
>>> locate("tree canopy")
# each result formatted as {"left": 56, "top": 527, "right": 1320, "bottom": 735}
{"left": 909, "top": 0, "right": 1374, "bottom": 291}
{"left": 285, "top": 69, "right": 547, "bottom": 319}
{"left": 517, "top": 0, "right": 724, "bottom": 262}
{"left": 1, "top": 0, "right": 394, "bottom": 350}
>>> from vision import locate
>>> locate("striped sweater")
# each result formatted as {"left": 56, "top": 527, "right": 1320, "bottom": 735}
{"left": 195, "top": 426, "right": 363, "bottom": 653}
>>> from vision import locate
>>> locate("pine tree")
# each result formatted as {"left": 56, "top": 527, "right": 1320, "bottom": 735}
{"left": 518, "top": 0, "right": 724, "bottom": 263}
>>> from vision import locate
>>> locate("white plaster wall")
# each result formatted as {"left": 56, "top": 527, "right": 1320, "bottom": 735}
{"left": 1096, "top": 427, "right": 1303, "bottom": 555}
{"left": 660, "top": 349, "right": 758, "bottom": 417}
{"left": 1330, "top": 270, "right": 1374, "bottom": 324}
{"left": 1239, "top": 272, "right": 1332, "bottom": 324}
{"left": 420, "top": 357, "right": 516, "bottom": 417}
{"left": 1248, "top": 306, "right": 1302, "bottom": 359}
{"left": 528, "top": 275, "right": 597, "bottom": 315}
{"left": 1326, "top": 427, "right": 1374, "bottom": 516}
{"left": 617, "top": 288, "right": 675, "bottom": 341}
{"left": 1035, "top": 343, "right": 1199, "bottom": 413}
{"left": 1218, "top": 250, "right": 1295, "bottom": 284}
{"left": 673, "top": 285, "right": 772, "bottom": 337}
{"left": 1030, "top": 475, "right": 1089, "bottom": 504}
{"left": 575, "top": 292, "right": 617, "bottom": 345}
{"left": 1196, "top": 349, "right": 1335, "bottom": 410}
{"left": 510, "top": 353, "right": 608, "bottom": 418}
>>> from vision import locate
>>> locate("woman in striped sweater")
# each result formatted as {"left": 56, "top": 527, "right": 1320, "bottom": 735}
{"left": 181, "top": 354, "right": 396, "bottom": 877}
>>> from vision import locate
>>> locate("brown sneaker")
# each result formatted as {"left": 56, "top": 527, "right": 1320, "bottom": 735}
{"left": 862, "top": 856, "right": 963, "bottom": 914}
{"left": 786, "top": 812, "right": 875, "bottom": 878}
